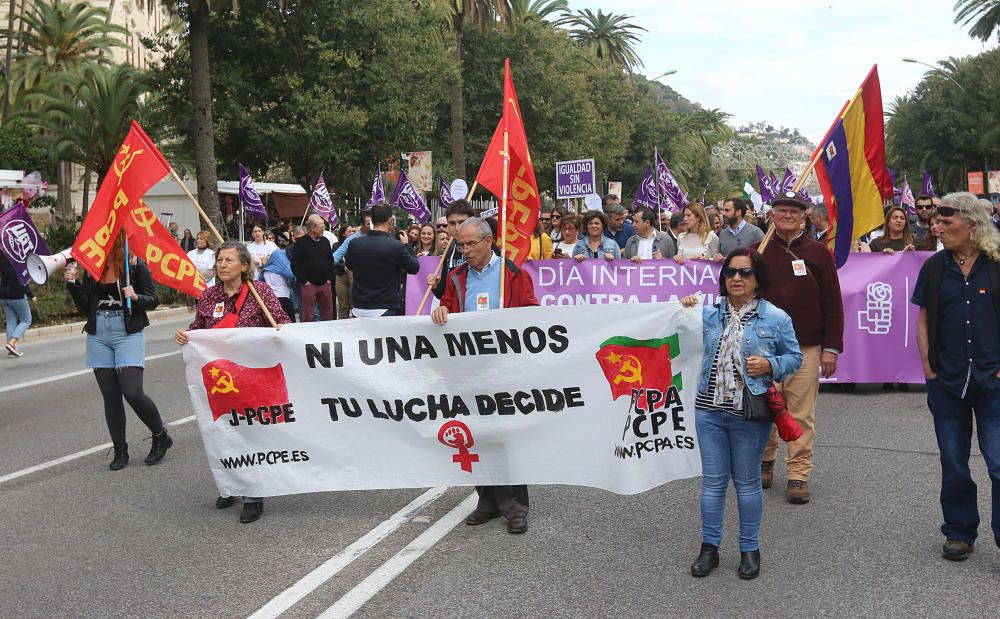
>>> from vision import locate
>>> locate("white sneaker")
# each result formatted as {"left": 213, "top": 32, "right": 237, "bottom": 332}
{"left": 5, "top": 343, "right": 22, "bottom": 357}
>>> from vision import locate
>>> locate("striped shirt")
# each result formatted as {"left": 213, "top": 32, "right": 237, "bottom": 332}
{"left": 696, "top": 309, "right": 754, "bottom": 415}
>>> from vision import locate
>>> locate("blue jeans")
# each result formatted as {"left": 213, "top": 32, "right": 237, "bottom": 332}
{"left": 1, "top": 296, "right": 32, "bottom": 341}
{"left": 926, "top": 377, "right": 1000, "bottom": 548}
{"left": 696, "top": 408, "right": 773, "bottom": 552}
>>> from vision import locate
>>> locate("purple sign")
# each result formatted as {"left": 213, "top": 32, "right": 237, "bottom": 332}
{"left": 0, "top": 204, "right": 50, "bottom": 285}
{"left": 406, "top": 252, "right": 932, "bottom": 384}
{"left": 556, "top": 159, "right": 595, "bottom": 199}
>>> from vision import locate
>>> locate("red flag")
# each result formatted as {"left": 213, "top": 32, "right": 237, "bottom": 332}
{"left": 595, "top": 335, "right": 679, "bottom": 406}
{"left": 201, "top": 359, "right": 289, "bottom": 422}
{"left": 474, "top": 59, "right": 540, "bottom": 266}
{"left": 72, "top": 121, "right": 171, "bottom": 279}
{"left": 125, "top": 200, "right": 207, "bottom": 297}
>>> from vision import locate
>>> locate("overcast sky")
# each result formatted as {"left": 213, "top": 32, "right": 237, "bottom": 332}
{"left": 574, "top": 1, "right": 992, "bottom": 144}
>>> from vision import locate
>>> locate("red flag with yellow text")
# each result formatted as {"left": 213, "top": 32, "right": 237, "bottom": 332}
{"left": 72, "top": 121, "right": 171, "bottom": 279}
{"left": 125, "top": 200, "right": 207, "bottom": 297}
{"left": 474, "top": 59, "right": 540, "bottom": 267}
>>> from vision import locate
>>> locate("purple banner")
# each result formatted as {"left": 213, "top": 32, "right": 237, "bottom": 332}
{"left": 406, "top": 252, "right": 932, "bottom": 383}
{"left": 0, "top": 204, "right": 50, "bottom": 285}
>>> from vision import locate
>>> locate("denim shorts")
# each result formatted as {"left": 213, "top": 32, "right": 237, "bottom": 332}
{"left": 85, "top": 310, "right": 145, "bottom": 369}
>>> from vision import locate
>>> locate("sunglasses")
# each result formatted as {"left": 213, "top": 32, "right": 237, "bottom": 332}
{"left": 435, "top": 224, "right": 448, "bottom": 229}
{"left": 915, "top": 204, "right": 933, "bottom": 210}
{"left": 540, "top": 217, "right": 551, "bottom": 222}
{"left": 723, "top": 266, "right": 756, "bottom": 279}
{"left": 936, "top": 206, "right": 959, "bottom": 217}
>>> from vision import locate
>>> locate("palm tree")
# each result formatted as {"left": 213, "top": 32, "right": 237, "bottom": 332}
{"left": 441, "top": 0, "right": 514, "bottom": 179}
{"left": 7, "top": 0, "right": 125, "bottom": 102}
{"left": 563, "top": 9, "right": 645, "bottom": 73}
{"left": 510, "top": 0, "right": 568, "bottom": 26}
{"left": 954, "top": 0, "right": 1000, "bottom": 42}
{"left": 23, "top": 64, "right": 152, "bottom": 212}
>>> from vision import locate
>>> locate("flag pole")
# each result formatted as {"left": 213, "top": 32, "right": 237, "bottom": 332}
{"left": 169, "top": 168, "right": 278, "bottom": 328}
{"left": 653, "top": 148, "right": 662, "bottom": 232}
{"left": 123, "top": 237, "right": 132, "bottom": 312}
{"left": 499, "top": 130, "right": 510, "bottom": 309}
{"left": 757, "top": 150, "right": 823, "bottom": 253}
{"left": 416, "top": 239, "right": 453, "bottom": 315}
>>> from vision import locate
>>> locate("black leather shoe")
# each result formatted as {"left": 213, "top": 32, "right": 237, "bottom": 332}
{"left": 216, "top": 495, "right": 236, "bottom": 509}
{"left": 506, "top": 517, "right": 528, "bottom": 534}
{"left": 109, "top": 443, "right": 128, "bottom": 471}
{"left": 239, "top": 501, "right": 264, "bottom": 523}
{"left": 690, "top": 543, "right": 719, "bottom": 577}
{"left": 464, "top": 510, "right": 500, "bottom": 526}
{"left": 738, "top": 550, "right": 761, "bottom": 579}
{"left": 144, "top": 430, "right": 173, "bottom": 465}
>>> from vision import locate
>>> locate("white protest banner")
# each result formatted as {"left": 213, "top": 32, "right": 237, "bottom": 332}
{"left": 183, "top": 303, "right": 703, "bottom": 498}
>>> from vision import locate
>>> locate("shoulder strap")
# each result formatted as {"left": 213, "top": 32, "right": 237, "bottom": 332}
{"left": 232, "top": 283, "right": 250, "bottom": 315}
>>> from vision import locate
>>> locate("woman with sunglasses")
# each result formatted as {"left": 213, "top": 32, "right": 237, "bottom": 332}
{"left": 548, "top": 206, "right": 568, "bottom": 243}
{"left": 681, "top": 248, "right": 802, "bottom": 580}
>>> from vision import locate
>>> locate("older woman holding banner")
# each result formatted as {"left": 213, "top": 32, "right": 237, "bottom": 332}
{"left": 681, "top": 248, "right": 802, "bottom": 580}
{"left": 175, "top": 241, "right": 289, "bottom": 524}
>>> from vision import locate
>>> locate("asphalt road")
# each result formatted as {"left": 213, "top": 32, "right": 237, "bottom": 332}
{"left": 2, "top": 318, "right": 999, "bottom": 618}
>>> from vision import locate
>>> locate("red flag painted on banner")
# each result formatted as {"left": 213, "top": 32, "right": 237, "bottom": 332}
{"left": 72, "top": 121, "right": 171, "bottom": 279}
{"left": 474, "top": 59, "right": 540, "bottom": 267}
{"left": 595, "top": 335, "right": 680, "bottom": 404}
{"left": 125, "top": 200, "right": 207, "bottom": 297}
{"left": 201, "top": 359, "right": 289, "bottom": 422}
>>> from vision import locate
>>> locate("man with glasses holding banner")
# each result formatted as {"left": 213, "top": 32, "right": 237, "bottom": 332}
{"left": 431, "top": 217, "right": 539, "bottom": 534}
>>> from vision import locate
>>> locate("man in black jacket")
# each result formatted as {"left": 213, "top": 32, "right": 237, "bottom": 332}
{"left": 345, "top": 203, "right": 419, "bottom": 316}
{"left": 291, "top": 215, "right": 335, "bottom": 321}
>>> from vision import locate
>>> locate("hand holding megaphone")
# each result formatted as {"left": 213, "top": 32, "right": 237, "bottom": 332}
{"left": 63, "top": 261, "right": 79, "bottom": 283}
{"left": 25, "top": 248, "right": 74, "bottom": 285}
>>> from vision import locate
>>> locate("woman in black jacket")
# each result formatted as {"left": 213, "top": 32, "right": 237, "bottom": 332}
{"left": 65, "top": 232, "right": 173, "bottom": 470}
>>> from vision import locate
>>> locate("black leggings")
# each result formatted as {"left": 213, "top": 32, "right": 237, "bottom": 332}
{"left": 93, "top": 367, "right": 164, "bottom": 445}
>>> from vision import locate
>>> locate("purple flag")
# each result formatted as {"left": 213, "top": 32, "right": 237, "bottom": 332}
{"left": 697, "top": 185, "right": 708, "bottom": 206}
{"left": 887, "top": 166, "right": 897, "bottom": 188}
{"left": 0, "top": 203, "right": 50, "bottom": 285}
{"left": 901, "top": 177, "right": 916, "bottom": 214}
{"left": 798, "top": 187, "right": 814, "bottom": 205}
{"left": 309, "top": 173, "right": 340, "bottom": 227}
{"left": 633, "top": 165, "right": 658, "bottom": 210}
{"left": 389, "top": 169, "right": 431, "bottom": 224}
{"left": 778, "top": 168, "right": 796, "bottom": 194}
{"left": 921, "top": 170, "right": 936, "bottom": 197}
{"left": 238, "top": 164, "right": 268, "bottom": 221}
{"left": 366, "top": 164, "right": 385, "bottom": 209}
{"left": 654, "top": 151, "right": 689, "bottom": 212}
{"left": 755, "top": 164, "right": 774, "bottom": 204}
{"left": 439, "top": 176, "right": 454, "bottom": 210}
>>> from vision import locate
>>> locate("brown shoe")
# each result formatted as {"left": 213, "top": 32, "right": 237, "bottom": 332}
{"left": 465, "top": 510, "right": 500, "bottom": 526}
{"left": 761, "top": 460, "right": 775, "bottom": 489}
{"left": 786, "top": 480, "right": 810, "bottom": 504}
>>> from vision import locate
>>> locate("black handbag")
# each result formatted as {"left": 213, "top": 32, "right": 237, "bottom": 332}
{"left": 741, "top": 383, "right": 773, "bottom": 422}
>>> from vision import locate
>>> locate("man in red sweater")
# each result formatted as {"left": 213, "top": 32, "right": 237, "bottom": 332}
{"left": 432, "top": 217, "right": 538, "bottom": 533}
{"left": 754, "top": 192, "right": 844, "bottom": 504}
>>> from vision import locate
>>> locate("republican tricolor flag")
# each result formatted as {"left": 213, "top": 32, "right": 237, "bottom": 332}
{"left": 813, "top": 65, "right": 893, "bottom": 267}
{"left": 474, "top": 59, "right": 540, "bottom": 267}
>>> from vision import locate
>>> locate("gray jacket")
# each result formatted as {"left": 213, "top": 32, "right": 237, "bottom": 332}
{"left": 621, "top": 231, "right": 677, "bottom": 260}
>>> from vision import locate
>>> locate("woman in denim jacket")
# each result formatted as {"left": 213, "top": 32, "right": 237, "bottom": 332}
{"left": 681, "top": 247, "right": 802, "bottom": 580}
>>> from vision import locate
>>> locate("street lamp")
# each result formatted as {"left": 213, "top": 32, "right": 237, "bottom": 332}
{"left": 651, "top": 69, "right": 678, "bottom": 81}
{"left": 902, "top": 58, "right": 968, "bottom": 93}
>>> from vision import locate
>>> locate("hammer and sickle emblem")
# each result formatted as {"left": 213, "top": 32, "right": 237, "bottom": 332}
{"left": 613, "top": 355, "right": 643, "bottom": 386}
{"left": 209, "top": 366, "right": 239, "bottom": 395}
{"left": 114, "top": 144, "right": 145, "bottom": 184}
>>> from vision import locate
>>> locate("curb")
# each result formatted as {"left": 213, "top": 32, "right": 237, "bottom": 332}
{"left": 19, "top": 307, "right": 194, "bottom": 344}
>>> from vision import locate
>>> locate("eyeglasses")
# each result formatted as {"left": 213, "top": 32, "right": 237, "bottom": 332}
{"left": 723, "top": 266, "right": 756, "bottom": 279}
{"left": 915, "top": 204, "right": 933, "bottom": 210}
{"left": 936, "top": 206, "right": 959, "bottom": 217}
{"left": 456, "top": 237, "right": 488, "bottom": 251}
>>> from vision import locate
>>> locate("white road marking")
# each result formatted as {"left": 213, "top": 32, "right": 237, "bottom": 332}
{"left": 247, "top": 486, "right": 452, "bottom": 619}
{"left": 0, "top": 350, "right": 182, "bottom": 394}
{"left": 316, "top": 492, "right": 478, "bottom": 619}
{"left": 0, "top": 415, "right": 195, "bottom": 486}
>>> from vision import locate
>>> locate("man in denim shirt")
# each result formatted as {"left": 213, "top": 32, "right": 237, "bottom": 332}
{"left": 913, "top": 192, "right": 1000, "bottom": 563}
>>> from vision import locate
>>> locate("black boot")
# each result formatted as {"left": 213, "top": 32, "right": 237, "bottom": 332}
{"left": 109, "top": 443, "right": 129, "bottom": 471}
{"left": 690, "top": 543, "right": 719, "bottom": 577}
{"left": 738, "top": 550, "right": 761, "bottom": 580}
{"left": 144, "top": 429, "right": 174, "bottom": 465}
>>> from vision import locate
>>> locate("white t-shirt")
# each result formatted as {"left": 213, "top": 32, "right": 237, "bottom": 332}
{"left": 262, "top": 270, "right": 291, "bottom": 299}
{"left": 186, "top": 248, "right": 216, "bottom": 286}
{"left": 676, "top": 231, "right": 719, "bottom": 259}
{"left": 323, "top": 230, "right": 338, "bottom": 245}
{"left": 555, "top": 241, "right": 577, "bottom": 257}
{"left": 248, "top": 240, "right": 278, "bottom": 268}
